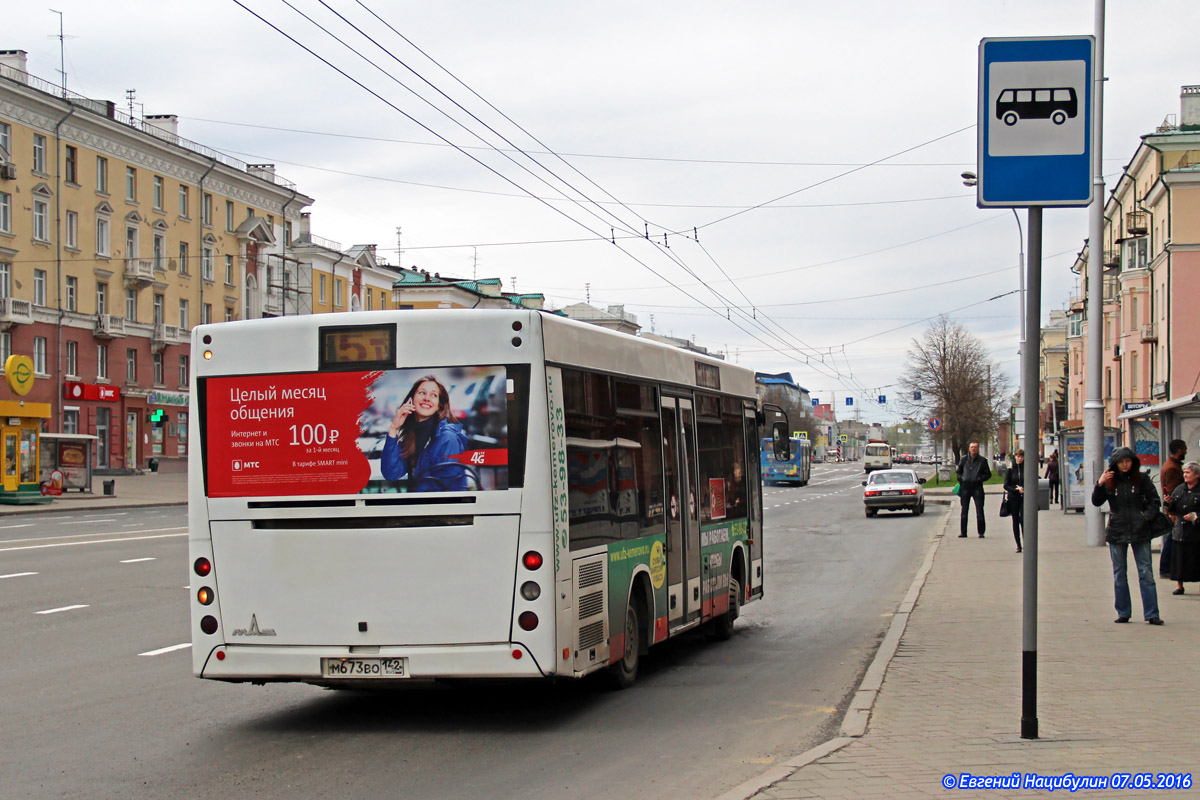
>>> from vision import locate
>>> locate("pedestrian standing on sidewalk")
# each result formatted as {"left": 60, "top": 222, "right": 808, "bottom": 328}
{"left": 1044, "top": 452, "right": 1061, "bottom": 505}
{"left": 956, "top": 441, "right": 991, "bottom": 538}
{"left": 1164, "top": 461, "right": 1200, "bottom": 596}
{"left": 1159, "top": 440, "right": 1187, "bottom": 579}
{"left": 1092, "top": 446, "right": 1163, "bottom": 625}
{"left": 1004, "top": 449, "right": 1026, "bottom": 553}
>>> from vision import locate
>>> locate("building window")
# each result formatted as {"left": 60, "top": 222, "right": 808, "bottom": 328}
{"left": 0, "top": 122, "right": 9, "bottom": 154}
{"left": 1131, "top": 295, "right": 1139, "bottom": 329}
{"left": 153, "top": 293, "right": 163, "bottom": 325}
{"left": 126, "top": 166, "right": 137, "bottom": 202}
{"left": 202, "top": 193, "right": 212, "bottom": 226}
{"left": 65, "top": 340, "right": 78, "bottom": 377}
{"left": 65, "top": 276, "right": 77, "bottom": 311}
{"left": 65, "top": 210, "right": 78, "bottom": 249}
{"left": 33, "top": 269, "right": 46, "bottom": 306}
{"left": 126, "top": 348, "right": 137, "bottom": 382}
{"left": 33, "top": 134, "right": 47, "bottom": 173}
{"left": 225, "top": 307, "right": 234, "bottom": 322}
{"left": 96, "top": 156, "right": 108, "bottom": 193}
{"left": 319, "top": 273, "right": 327, "bottom": 304}
{"left": 125, "top": 288, "right": 137, "bottom": 322}
{"left": 153, "top": 233, "right": 165, "bottom": 269}
{"left": 33, "top": 337, "right": 47, "bottom": 373}
{"left": 0, "top": 192, "right": 10, "bottom": 233}
{"left": 179, "top": 241, "right": 189, "bottom": 275}
{"left": 63, "top": 409, "right": 79, "bottom": 434}
{"left": 96, "top": 282, "right": 107, "bottom": 315}
{"left": 366, "top": 288, "right": 373, "bottom": 310}
{"left": 178, "top": 184, "right": 189, "bottom": 218}
{"left": 225, "top": 200, "right": 234, "bottom": 231}
{"left": 202, "top": 303, "right": 212, "bottom": 325}
{"left": 153, "top": 352, "right": 164, "bottom": 385}
{"left": 97, "top": 344, "right": 108, "bottom": 379}
{"left": 153, "top": 175, "right": 164, "bottom": 210}
{"left": 179, "top": 354, "right": 189, "bottom": 386}
{"left": 0, "top": 331, "right": 9, "bottom": 363}
{"left": 202, "top": 247, "right": 214, "bottom": 281}
{"left": 284, "top": 220, "right": 292, "bottom": 245}
{"left": 179, "top": 299, "right": 189, "bottom": 329}
{"left": 33, "top": 197, "right": 49, "bottom": 241}
{"left": 334, "top": 278, "right": 343, "bottom": 308}
{"left": 0, "top": 262, "right": 10, "bottom": 298}
{"left": 1105, "top": 368, "right": 1112, "bottom": 399}
{"left": 64, "top": 145, "right": 77, "bottom": 184}
{"left": 96, "top": 215, "right": 111, "bottom": 256}
{"left": 225, "top": 254, "right": 234, "bottom": 284}
{"left": 1131, "top": 352, "right": 1139, "bottom": 391}
{"left": 246, "top": 206, "right": 255, "bottom": 220}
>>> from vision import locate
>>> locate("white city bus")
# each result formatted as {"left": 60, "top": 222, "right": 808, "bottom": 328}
{"left": 189, "top": 309, "right": 776, "bottom": 688}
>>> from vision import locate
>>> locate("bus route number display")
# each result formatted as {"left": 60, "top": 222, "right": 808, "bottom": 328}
{"left": 319, "top": 324, "right": 395, "bottom": 369}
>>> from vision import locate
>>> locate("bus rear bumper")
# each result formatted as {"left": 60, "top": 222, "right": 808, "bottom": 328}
{"left": 196, "top": 643, "right": 550, "bottom": 682}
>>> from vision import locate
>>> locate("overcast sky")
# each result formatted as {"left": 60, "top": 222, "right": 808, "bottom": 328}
{"left": 7, "top": 1, "right": 1196, "bottom": 423}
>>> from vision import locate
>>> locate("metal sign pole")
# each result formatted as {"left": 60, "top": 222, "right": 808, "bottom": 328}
{"left": 1021, "top": 206, "right": 1043, "bottom": 740}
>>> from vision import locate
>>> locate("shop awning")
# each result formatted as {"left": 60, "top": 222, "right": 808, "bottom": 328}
{"left": 1118, "top": 393, "right": 1200, "bottom": 420}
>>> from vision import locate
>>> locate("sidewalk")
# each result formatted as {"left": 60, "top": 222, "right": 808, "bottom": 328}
{"left": 723, "top": 485, "right": 1197, "bottom": 799}
{"left": 0, "top": 459, "right": 188, "bottom": 515}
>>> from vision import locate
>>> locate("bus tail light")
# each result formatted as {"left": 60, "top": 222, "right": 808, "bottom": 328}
{"left": 518, "top": 611, "right": 538, "bottom": 631}
{"left": 197, "top": 587, "right": 214, "bottom": 605}
{"left": 200, "top": 615, "right": 219, "bottom": 635}
{"left": 194, "top": 557, "right": 212, "bottom": 577}
{"left": 522, "top": 551, "right": 543, "bottom": 571}
{"left": 520, "top": 581, "right": 541, "bottom": 601}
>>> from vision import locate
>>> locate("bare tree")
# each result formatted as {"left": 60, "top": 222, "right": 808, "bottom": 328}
{"left": 899, "top": 316, "right": 1011, "bottom": 463}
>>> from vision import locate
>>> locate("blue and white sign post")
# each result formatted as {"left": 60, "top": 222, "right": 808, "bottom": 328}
{"left": 978, "top": 34, "right": 1095, "bottom": 743}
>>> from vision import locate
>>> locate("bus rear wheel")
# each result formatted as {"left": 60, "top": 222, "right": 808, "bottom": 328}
{"left": 1003, "top": 111, "right": 1019, "bottom": 126}
{"left": 712, "top": 577, "right": 741, "bottom": 641}
{"left": 610, "top": 602, "right": 641, "bottom": 689}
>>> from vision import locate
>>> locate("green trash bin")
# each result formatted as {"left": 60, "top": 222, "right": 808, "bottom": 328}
{"left": 148, "top": 458, "right": 159, "bottom": 473}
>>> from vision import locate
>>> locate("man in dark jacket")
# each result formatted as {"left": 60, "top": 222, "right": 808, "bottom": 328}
{"left": 1091, "top": 447, "right": 1163, "bottom": 625}
{"left": 956, "top": 441, "right": 991, "bottom": 538}
{"left": 1159, "top": 439, "right": 1187, "bottom": 578}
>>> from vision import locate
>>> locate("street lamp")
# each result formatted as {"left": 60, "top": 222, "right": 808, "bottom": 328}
{"left": 963, "top": 170, "right": 1027, "bottom": 449}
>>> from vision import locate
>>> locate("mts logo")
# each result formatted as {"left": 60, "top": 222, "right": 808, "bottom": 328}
{"left": 232, "top": 460, "right": 261, "bottom": 471}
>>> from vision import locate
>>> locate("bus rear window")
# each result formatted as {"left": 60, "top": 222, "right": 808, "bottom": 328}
{"left": 202, "top": 364, "right": 527, "bottom": 498}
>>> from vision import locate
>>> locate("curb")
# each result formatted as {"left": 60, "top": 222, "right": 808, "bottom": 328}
{"left": 715, "top": 510, "right": 950, "bottom": 800}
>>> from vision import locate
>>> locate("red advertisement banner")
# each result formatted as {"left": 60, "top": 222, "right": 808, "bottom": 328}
{"left": 206, "top": 367, "right": 508, "bottom": 498}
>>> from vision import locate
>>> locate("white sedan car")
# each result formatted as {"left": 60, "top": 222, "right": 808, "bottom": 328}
{"left": 863, "top": 468, "right": 926, "bottom": 517}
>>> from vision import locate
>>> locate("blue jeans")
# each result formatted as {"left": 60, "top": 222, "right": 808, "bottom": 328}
{"left": 1109, "top": 540, "right": 1160, "bottom": 621}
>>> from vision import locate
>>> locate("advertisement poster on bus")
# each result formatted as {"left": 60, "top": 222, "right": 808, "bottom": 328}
{"left": 1063, "top": 429, "right": 1118, "bottom": 510}
{"left": 206, "top": 366, "right": 508, "bottom": 498}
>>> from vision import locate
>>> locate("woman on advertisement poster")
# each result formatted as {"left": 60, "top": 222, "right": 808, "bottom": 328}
{"left": 380, "top": 375, "right": 468, "bottom": 491}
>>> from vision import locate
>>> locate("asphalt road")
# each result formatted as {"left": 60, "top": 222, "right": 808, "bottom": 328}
{"left": 1, "top": 463, "right": 942, "bottom": 800}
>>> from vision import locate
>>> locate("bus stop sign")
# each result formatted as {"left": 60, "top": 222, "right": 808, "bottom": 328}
{"left": 977, "top": 36, "right": 1094, "bottom": 208}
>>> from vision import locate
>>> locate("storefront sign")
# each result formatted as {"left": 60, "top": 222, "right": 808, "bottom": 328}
{"left": 149, "top": 391, "right": 189, "bottom": 407}
{"left": 64, "top": 382, "right": 121, "bottom": 402}
{"left": 5, "top": 355, "right": 35, "bottom": 396}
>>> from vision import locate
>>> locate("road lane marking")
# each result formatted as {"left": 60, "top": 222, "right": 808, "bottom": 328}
{"left": 36, "top": 604, "right": 89, "bottom": 615}
{"left": 120, "top": 557, "right": 157, "bottom": 564}
{"left": 0, "top": 523, "right": 35, "bottom": 529}
{"left": 1, "top": 571, "right": 38, "bottom": 579}
{"left": 0, "top": 527, "right": 185, "bottom": 546}
{"left": 0, "top": 531, "right": 186, "bottom": 553}
{"left": 139, "top": 643, "right": 191, "bottom": 657}
{"left": 60, "top": 518, "right": 118, "bottom": 525}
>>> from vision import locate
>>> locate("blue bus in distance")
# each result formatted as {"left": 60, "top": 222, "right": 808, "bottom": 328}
{"left": 761, "top": 436, "right": 811, "bottom": 486}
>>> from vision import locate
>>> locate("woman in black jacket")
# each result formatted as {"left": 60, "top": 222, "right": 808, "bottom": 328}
{"left": 1003, "top": 449, "right": 1026, "bottom": 553}
{"left": 1090, "top": 447, "right": 1163, "bottom": 625}
{"left": 1164, "top": 460, "right": 1200, "bottom": 596}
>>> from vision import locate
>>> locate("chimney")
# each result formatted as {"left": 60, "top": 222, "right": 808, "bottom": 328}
{"left": 248, "top": 163, "right": 276, "bottom": 182}
{"left": 144, "top": 114, "right": 179, "bottom": 140}
{"left": 0, "top": 50, "right": 29, "bottom": 84}
{"left": 1182, "top": 85, "right": 1200, "bottom": 130}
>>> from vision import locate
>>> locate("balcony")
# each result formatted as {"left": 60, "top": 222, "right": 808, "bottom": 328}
{"left": 0, "top": 297, "right": 34, "bottom": 328}
{"left": 95, "top": 314, "right": 126, "bottom": 338}
{"left": 1068, "top": 295, "right": 1085, "bottom": 313}
{"left": 1126, "top": 211, "right": 1148, "bottom": 236}
{"left": 152, "top": 323, "right": 185, "bottom": 351}
{"left": 1141, "top": 323, "right": 1158, "bottom": 343}
{"left": 1112, "top": 344, "right": 1122, "bottom": 361}
{"left": 124, "top": 258, "right": 155, "bottom": 287}
{"left": 1103, "top": 250, "right": 1120, "bottom": 272}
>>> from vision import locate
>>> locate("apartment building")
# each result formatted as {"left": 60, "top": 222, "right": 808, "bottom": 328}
{"left": 0, "top": 50, "right": 312, "bottom": 482}
{"left": 1068, "top": 84, "right": 1200, "bottom": 452}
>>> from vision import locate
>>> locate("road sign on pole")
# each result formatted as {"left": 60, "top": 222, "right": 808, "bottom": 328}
{"left": 977, "top": 36, "right": 1095, "bottom": 208}
{"left": 929, "top": 418, "right": 942, "bottom": 431}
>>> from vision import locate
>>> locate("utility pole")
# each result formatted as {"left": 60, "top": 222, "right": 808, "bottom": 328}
{"left": 1084, "top": 0, "right": 1108, "bottom": 547}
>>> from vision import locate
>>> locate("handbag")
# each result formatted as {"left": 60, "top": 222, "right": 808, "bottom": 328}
{"left": 952, "top": 482, "right": 960, "bottom": 496}
{"left": 1144, "top": 509, "right": 1174, "bottom": 537}
{"left": 999, "top": 497, "right": 1011, "bottom": 518}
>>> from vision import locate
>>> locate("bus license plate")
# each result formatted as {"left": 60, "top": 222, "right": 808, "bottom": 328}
{"left": 321, "top": 657, "right": 407, "bottom": 678}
